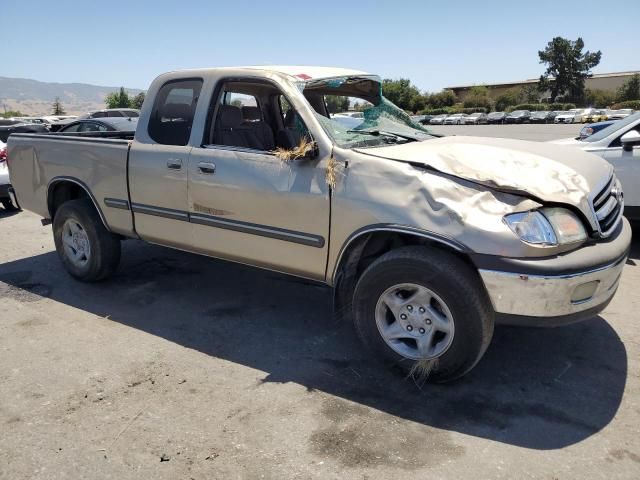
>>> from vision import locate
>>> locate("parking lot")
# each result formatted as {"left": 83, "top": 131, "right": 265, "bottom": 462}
{"left": 1, "top": 124, "right": 639, "bottom": 480}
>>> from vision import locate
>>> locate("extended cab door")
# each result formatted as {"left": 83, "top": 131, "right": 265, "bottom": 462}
{"left": 186, "top": 81, "right": 330, "bottom": 280}
{"left": 128, "top": 78, "right": 203, "bottom": 248}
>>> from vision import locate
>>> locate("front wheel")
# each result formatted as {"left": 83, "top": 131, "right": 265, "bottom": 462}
{"left": 352, "top": 246, "right": 494, "bottom": 383}
{"left": 53, "top": 199, "right": 121, "bottom": 281}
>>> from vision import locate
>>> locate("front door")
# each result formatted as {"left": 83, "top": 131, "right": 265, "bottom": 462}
{"left": 187, "top": 81, "right": 330, "bottom": 280}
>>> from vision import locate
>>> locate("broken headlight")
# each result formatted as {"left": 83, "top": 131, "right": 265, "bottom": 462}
{"left": 504, "top": 208, "right": 586, "bottom": 246}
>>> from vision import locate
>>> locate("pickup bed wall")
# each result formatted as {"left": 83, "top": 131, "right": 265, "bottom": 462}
{"left": 8, "top": 134, "right": 135, "bottom": 237}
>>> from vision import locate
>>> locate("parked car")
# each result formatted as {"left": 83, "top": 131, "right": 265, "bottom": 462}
{"left": 0, "top": 140, "right": 18, "bottom": 211}
{"left": 583, "top": 110, "right": 608, "bottom": 123}
{"left": 578, "top": 120, "right": 615, "bottom": 139}
{"left": 550, "top": 112, "right": 640, "bottom": 219}
{"left": 529, "top": 111, "right": 556, "bottom": 124}
{"left": 504, "top": 110, "right": 530, "bottom": 124}
{"left": 572, "top": 108, "right": 596, "bottom": 123}
{"left": 554, "top": 111, "right": 578, "bottom": 124}
{"left": 463, "top": 112, "right": 488, "bottom": 125}
{"left": 416, "top": 115, "right": 434, "bottom": 125}
{"left": 444, "top": 113, "right": 467, "bottom": 125}
{"left": 429, "top": 114, "right": 448, "bottom": 125}
{"left": 487, "top": 112, "right": 506, "bottom": 124}
{"left": 57, "top": 117, "right": 138, "bottom": 134}
{"left": 85, "top": 108, "right": 140, "bottom": 119}
{"left": 8, "top": 65, "right": 630, "bottom": 383}
{"left": 0, "top": 121, "right": 48, "bottom": 143}
{"left": 607, "top": 109, "right": 635, "bottom": 120}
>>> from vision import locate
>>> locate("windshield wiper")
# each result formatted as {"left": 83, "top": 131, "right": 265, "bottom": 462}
{"left": 347, "top": 129, "right": 417, "bottom": 142}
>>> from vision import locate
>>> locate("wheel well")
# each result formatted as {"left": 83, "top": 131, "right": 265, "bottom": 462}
{"left": 332, "top": 230, "right": 474, "bottom": 318}
{"left": 48, "top": 180, "right": 91, "bottom": 220}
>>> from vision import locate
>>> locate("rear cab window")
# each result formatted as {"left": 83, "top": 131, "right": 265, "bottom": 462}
{"left": 148, "top": 78, "right": 203, "bottom": 146}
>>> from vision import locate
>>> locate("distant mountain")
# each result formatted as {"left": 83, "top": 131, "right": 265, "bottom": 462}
{"left": 0, "top": 76, "right": 144, "bottom": 116}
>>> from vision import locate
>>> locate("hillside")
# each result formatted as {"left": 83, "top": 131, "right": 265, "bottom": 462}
{"left": 0, "top": 76, "right": 144, "bottom": 116}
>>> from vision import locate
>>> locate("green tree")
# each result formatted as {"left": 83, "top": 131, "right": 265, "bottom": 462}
{"left": 494, "top": 88, "right": 522, "bottom": 111}
{"left": 519, "top": 84, "right": 540, "bottom": 103}
{"left": 1, "top": 110, "right": 24, "bottom": 118}
{"left": 131, "top": 92, "right": 146, "bottom": 109}
{"left": 538, "top": 37, "right": 601, "bottom": 103}
{"left": 426, "top": 89, "right": 456, "bottom": 109}
{"left": 382, "top": 78, "right": 424, "bottom": 112}
{"left": 585, "top": 88, "right": 616, "bottom": 107}
{"left": 463, "top": 85, "right": 492, "bottom": 110}
{"left": 325, "top": 95, "right": 350, "bottom": 113}
{"left": 105, "top": 87, "right": 132, "bottom": 108}
{"left": 616, "top": 74, "right": 640, "bottom": 102}
{"left": 52, "top": 97, "right": 66, "bottom": 115}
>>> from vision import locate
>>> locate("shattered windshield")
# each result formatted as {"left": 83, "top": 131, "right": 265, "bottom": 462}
{"left": 302, "top": 76, "right": 434, "bottom": 149}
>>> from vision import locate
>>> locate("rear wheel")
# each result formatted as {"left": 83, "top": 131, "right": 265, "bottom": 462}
{"left": 352, "top": 247, "right": 494, "bottom": 383}
{"left": 53, "top": 199, "right": 121, "bottom": 281}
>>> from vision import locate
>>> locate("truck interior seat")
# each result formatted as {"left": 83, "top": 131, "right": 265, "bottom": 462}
{"left": 241, "top": 106, "right": 275, "bottom": 150}
{"left": 214, "top": 105, "right": 262, "bottom": 150}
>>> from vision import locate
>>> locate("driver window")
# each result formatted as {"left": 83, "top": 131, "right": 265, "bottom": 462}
{"left": 206, "top": 81, "right": 310, "bottom": 152}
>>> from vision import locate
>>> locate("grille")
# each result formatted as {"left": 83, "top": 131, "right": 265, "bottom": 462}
{"left": 592, "top": 176, "right": 623, "bottom": 236}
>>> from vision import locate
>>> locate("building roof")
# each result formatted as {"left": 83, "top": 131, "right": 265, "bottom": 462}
{"left": 447, "top": 70, "right": 640, "bottom": 90}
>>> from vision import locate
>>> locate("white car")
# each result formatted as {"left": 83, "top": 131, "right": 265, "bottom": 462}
{"left": 429, "top": 114, "right": 448, "bottom": 125}
{"left": 0, "top": 140, "right": 18, "bottom": 211}
{"left": 444, "top": 113, "right": 467, "bottom": 125}
{"left": 549, "top": 112, "right": 640, "bottom": 219}
{"left": 573, "top": 108, "right": 597, "bottom": 123}
{"left": 554, "top": 109, "right": 580, "bottom": 124}
{"left": 608, "top": 109, "right": 635, "bottom": 120}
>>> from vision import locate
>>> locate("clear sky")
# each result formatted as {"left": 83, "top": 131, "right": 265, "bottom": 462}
{"left": 3, "top": 0, "right": 638, "bottom": 92}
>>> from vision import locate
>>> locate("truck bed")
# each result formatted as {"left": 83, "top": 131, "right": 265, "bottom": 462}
{"left": 7, "top": 133, "right": 136, "bottom": 236}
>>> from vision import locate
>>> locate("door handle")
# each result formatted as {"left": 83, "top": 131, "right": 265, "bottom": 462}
{"left": 167, "top": 158, "right": 182, "bottom": 170}
{"left": 198, "top": 162, "right": 216, "bottom": 174}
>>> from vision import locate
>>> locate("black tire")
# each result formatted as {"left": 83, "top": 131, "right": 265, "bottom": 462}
{"left": 52, "top": 198, "right": 121, "bottom": 282}
{"left": 352, "top": 246, "right": 494, "bottom": 383}
{"left": 1, "top": 198, "right": 19, "bottom": 211}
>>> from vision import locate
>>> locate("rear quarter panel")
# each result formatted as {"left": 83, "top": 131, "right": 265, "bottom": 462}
{"left": 7, "top": 134, "right": 135, "bottom": 236}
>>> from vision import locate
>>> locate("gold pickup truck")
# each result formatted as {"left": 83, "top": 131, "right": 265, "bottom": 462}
{"left": 6, "top": 66, "right": 631, "bottom": 382}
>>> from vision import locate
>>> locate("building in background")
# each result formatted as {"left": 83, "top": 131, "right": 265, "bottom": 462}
{"left": 448, "top": 71, "right": 640, "bottom": 102}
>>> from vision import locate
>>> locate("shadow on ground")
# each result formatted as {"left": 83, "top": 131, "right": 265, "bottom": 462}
{"left": 0, "top": 234, "right": 632, "bottom": 451}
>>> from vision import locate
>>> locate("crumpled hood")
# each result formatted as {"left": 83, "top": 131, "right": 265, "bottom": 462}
{"left": 355, "top": 135, "right": 612, "bottom": 213}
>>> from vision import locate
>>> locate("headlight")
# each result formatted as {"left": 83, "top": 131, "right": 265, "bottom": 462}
{"left": 504, "top": 208, "right": 586, "bottom": 246}
{"left": 542, "top": 207, "right": 587, "bottom": 244}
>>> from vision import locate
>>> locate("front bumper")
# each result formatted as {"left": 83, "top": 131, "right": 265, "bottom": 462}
{"left": 476, "top": 218, "right": 631, "bottom": 326}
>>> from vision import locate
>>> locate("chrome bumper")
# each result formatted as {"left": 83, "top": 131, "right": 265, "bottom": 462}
{"left": 479, "top": 254, "right": 627, "bottom": 325}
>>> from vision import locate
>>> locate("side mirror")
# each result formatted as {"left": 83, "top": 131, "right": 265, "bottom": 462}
{"left": 620, "top": 130, "right": 640, "bottom": 152}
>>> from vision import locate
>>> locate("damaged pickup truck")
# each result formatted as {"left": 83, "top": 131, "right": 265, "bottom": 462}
{"left": 7, "top": 66, "right": 631, "bottom": 382}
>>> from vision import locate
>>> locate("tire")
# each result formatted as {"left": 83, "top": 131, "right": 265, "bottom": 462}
{"left": 1, "top": 198, "right": 19, "bottom": 211}
{"left": 352, "top": 246, "right": 494, "bottom": 383}
{"left": 52, "top": 198, "right": 121, "bottom": 281}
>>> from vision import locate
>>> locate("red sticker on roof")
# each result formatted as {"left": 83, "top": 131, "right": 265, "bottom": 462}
{"left": 296, "top": 73, "right": 312, "bottom": 80}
